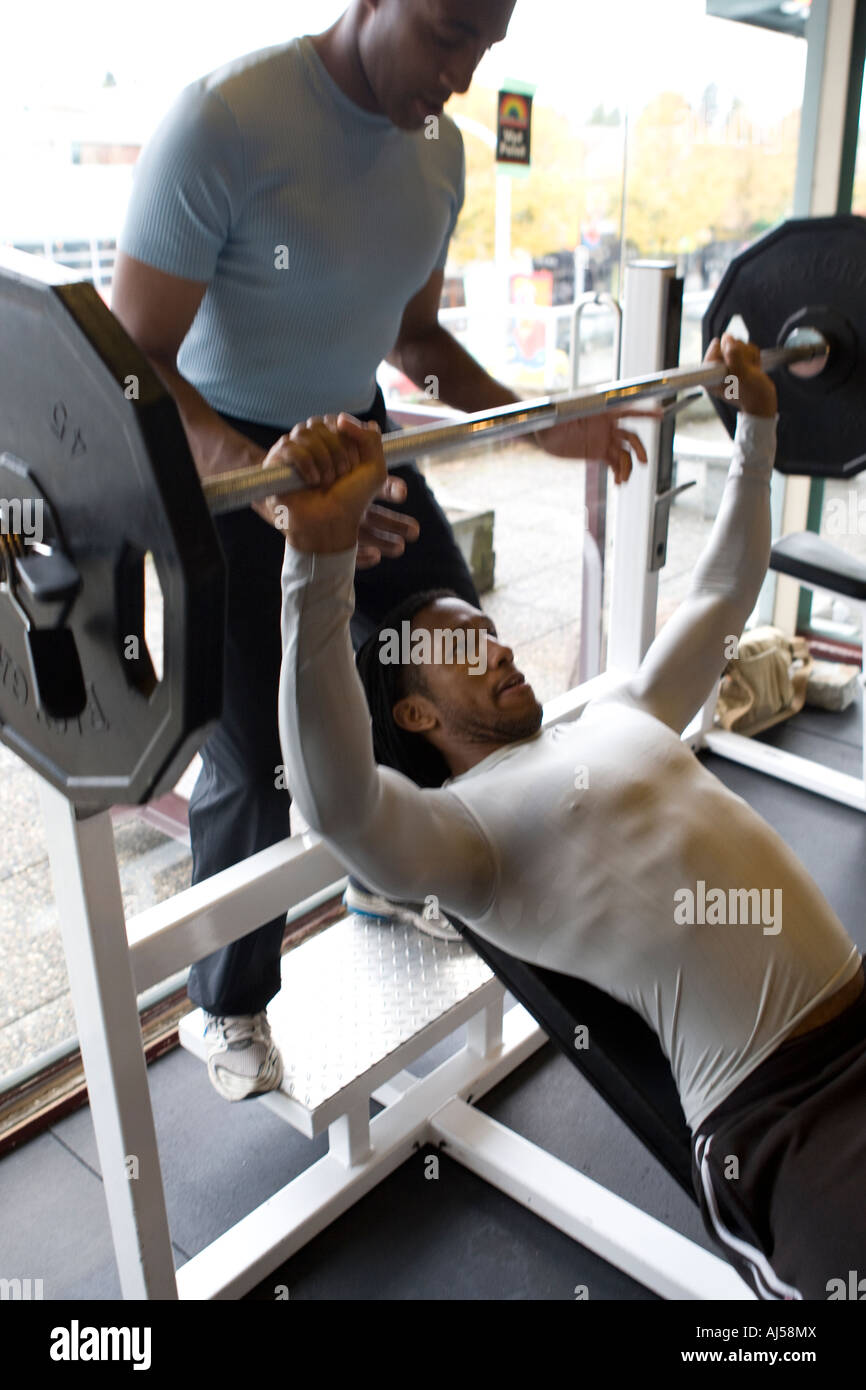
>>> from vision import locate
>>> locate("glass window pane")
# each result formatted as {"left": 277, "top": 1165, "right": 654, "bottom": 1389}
{"left": 0, "top": 1, "right": 813, "bottom": 1096}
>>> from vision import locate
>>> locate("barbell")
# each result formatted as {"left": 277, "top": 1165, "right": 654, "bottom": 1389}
{"left": 0, "top": 214, "right": 864, "bottom": 808}
{"left": 202, "top": 334, "right": 827, "bottom": 513}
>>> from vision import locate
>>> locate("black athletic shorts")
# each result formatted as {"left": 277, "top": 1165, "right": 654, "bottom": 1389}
{"left": 691, "top": 966, "right": 866, "bottom": 1300}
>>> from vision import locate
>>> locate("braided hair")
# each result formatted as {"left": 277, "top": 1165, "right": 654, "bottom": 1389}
{"left": 356, "top": 589, "right": 457, "bottom": 789}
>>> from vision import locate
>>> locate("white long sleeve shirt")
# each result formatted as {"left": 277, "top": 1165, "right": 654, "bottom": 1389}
{"left": 279, "top": 415, "right": 861, "bottom": 1130}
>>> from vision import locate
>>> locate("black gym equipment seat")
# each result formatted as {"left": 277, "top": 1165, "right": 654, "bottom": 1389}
{"left": 453, "top": 919, "right": 696, "bottom": 1198}
{"left": 770, "top": 530, "right": 866, "bottom": 602}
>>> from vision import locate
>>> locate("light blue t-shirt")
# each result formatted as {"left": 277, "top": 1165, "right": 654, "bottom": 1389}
{"left": 118, "top": 37, "right": 465, "bottom": 427}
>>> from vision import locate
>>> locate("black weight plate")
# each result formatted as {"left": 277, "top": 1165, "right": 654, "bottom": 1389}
{"left": 0, "top": 252, "right": 225, "bottom": 808}
{"left": 703, "top": 215, "right": 866, "bottom": 477}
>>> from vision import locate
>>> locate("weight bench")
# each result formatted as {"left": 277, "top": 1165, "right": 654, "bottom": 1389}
{"left": 695, "top": 530, "right": 866, "bottom": 812}
{"left": 176, "top": 906, "right": 751, "bottom": 1300}
{"left": 32, "top": 660, "right": 755, "bottom": 1301}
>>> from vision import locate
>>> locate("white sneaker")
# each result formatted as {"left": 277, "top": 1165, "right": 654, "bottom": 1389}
{"left": 203, "top": 1011, "right": 283, "bottom": 1101}
{"left": 343, "top": 882, "right": 463, "bottom": 943}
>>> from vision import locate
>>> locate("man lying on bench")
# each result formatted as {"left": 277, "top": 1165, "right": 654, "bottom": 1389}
{"left": 272, "top": 335, "right": 865, "bottom": 1301}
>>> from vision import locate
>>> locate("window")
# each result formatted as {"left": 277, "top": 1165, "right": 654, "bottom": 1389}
{"left": 0, "top": 1, "right": 812, "bottom": 1101}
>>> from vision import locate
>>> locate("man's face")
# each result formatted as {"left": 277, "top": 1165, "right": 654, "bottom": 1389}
{"left": 358, "top": 0, "right": 516, "bottom": 130}
{"left": 394, "top": 597, "right": 543, "bottom": 752}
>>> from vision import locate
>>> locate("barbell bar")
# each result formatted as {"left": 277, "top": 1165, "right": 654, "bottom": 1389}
{"left": 202, "top": 335, "right": 830, "bottom": 515}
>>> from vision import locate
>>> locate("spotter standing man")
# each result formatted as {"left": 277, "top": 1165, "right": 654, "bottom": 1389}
{"left": 112, "top": 0, "right": 646, "bottom": 1099}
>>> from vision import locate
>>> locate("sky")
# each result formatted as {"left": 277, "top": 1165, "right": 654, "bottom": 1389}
{"left": 0, "top": 0, "right": 813, "bottom": 130}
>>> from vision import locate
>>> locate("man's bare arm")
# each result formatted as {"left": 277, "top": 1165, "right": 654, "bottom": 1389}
{"left": 387, "top": 269, "right": 519, "bottom": 413}
{"left": 112, "top": 252, "right": 268, "bottom": 481}
{"left": 112, "top": 252, "right": 417, "bottom": 557}
{"left": 388, "top": 269, "right": 650, "bottom": 483}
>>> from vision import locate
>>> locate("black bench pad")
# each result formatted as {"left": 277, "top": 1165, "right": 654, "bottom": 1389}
{"left": 454, "top": 919, "right": 696, "bottom": 1199}
{"left": 770, "top": 531, "right": 866, "bottom": 601}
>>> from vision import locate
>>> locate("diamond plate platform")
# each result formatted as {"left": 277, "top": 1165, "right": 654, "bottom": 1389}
{"left": 179, "top": 913, "right": 499, "bottom": 1136}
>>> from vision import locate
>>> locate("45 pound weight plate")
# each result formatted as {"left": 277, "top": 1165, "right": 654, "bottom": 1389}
{"left": 0, "top": 251, "right": 225, "bottom": 809}
{"left": 704, "top": 215, "right": 866, "bottom": 477}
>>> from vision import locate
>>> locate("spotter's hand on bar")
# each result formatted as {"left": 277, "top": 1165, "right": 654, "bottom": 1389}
{"left": 533, "top": 406, "right": 660, "bottom": 485}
